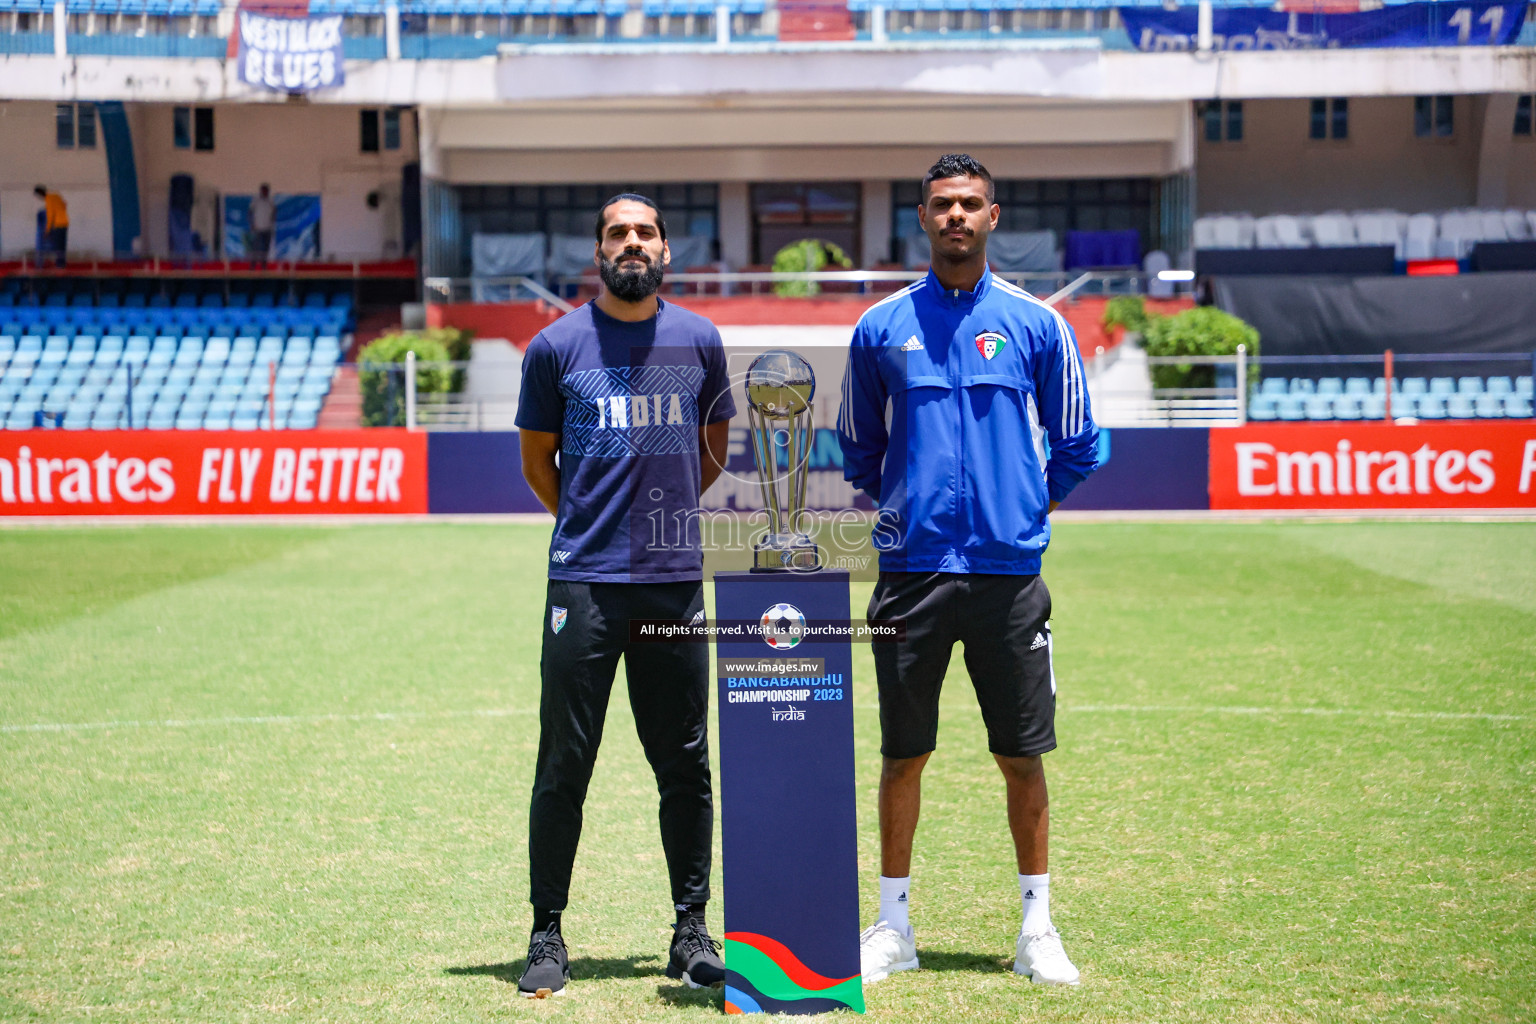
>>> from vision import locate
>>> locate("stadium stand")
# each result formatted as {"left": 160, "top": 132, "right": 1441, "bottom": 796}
{"left": 1194, "top": 209, "right": 1536, "bottom": 261}
{"left": 1247, "top": 375, "right": 1535, "bottom": 422}
{"left": 0, "top": 279, "right": 349, "bottom": 430}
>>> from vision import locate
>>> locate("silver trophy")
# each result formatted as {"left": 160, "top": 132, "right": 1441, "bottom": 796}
{"left": 745, "top": 350, "right": 822, "bottom": 572}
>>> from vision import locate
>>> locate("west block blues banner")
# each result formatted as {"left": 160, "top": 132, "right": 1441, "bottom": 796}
{"left": 236, "top": 12, "right": 345, "bottom": 92}
{"left": 1120, "top": 1, "right": 1529, "bottom": 50}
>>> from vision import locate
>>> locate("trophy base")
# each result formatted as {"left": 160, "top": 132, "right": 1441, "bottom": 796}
{"left": 752, "top": 535, "right": 823, "bottom": 572}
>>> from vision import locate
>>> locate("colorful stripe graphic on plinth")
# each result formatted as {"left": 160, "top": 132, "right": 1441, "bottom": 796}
{"left": 723, "top": 933, "right": 864, "bottom": 1015}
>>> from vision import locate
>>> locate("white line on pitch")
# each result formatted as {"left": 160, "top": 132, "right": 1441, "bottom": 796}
{"left": 3, "top": 702, "right": 1523, "bottom": 736}
{"left": 1063, "top": 703, "right": 1525, "bottom": 722}
{"left": 0, "top": 707, "right": 537, "bottom": 735}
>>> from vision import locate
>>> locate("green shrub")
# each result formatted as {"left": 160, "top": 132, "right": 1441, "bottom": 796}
{"left": 1102, "top": 295, "right": 1148, "bottom": 334}
{"left": 357, "top": 330, "right": 460, "bottom": 427}
{"left": 1140, "top": 307, "right": 1260, "bottom": 391}
{"left": 771, "top": 239, "right": 853, "bottom": 297}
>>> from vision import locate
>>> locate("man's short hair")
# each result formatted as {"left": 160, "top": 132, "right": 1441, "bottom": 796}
{"left": 34, "top": 185, "right": 47, "bottom": 198}
{"left": 594, "top": 193, "right": 668, "bottom": 243}
{"left": 921, "top": 154, "right": 995, "bottom": 203}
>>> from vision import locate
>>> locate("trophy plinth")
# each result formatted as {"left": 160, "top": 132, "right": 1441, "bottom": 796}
{"left": 753, "top": 533, "right": 822, "bottom": 571}
{"left": 744, "top": 350, "right": 822, "bottom": 573}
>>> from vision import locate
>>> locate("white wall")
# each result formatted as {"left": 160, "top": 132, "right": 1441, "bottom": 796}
{"left": 0, "top": 101, "right": 115, "bottom": 258}
{"left": 130, "top": 102, "right": 418, "bottom": 258}
{"left": 1197, "top": 97, "right": 1483, "bottom": 215}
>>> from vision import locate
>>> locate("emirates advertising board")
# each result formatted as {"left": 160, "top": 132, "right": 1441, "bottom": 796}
{"left": 0, "top": 431, "right": 427, "bottom": 516}
{"left": 1210, "top": 423, "right": 1536, "bottom": 511}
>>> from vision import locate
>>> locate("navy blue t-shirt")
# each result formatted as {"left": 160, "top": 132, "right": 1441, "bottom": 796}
{"left": 515, "top": 299, "right": 736, "bottom": 583}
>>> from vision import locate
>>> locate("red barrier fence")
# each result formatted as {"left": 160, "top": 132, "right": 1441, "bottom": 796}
{"left": 1210, "top": 423, "right": 1536, "bottom": 510}
{"left": 0, "top": 430, "right": 427, "bottom": 516}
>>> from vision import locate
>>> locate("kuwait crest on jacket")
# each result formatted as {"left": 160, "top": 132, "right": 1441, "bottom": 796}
{"left": 970, "top": 334, "right": 1007, "bottom": 362}
{"left": 975, "top": 331, "right": 1007, "bottom": 360}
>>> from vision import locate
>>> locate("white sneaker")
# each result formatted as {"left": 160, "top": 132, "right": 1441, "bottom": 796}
{"left": 1013, "top": 925, "right": 1080, "bottom": 985}
{"left": 859, "top": 921, "right": 918, "bottom": 983}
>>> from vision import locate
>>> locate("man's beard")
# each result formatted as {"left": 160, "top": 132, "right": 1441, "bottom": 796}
{"left": 599, "top": 250, "right": 665, "bottom": 302}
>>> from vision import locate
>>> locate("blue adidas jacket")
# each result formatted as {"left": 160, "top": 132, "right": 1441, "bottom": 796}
{"left": 836, "top": 266, "right": 1099, "bottom": 575}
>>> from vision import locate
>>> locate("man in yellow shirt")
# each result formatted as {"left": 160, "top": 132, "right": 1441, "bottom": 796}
{"left": 34, "top": 185, "right": 69, "bottom": 268}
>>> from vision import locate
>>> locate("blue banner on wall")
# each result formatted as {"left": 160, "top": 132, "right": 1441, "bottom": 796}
{"left": 236, "top": 12, "right": 345, "bottom": 92}
{"left": 224, "top": 194, "right": 321, "bottom": 260}
{"left": 1119, "top": 1, "right": 1529, "bottom": 50}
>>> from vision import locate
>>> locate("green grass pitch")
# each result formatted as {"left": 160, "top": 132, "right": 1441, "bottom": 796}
{"left": 1, "top": 520, "right": 1533, "bottom": 1024}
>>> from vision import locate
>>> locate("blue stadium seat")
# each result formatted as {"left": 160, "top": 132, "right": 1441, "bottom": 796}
{"left": 1516, "top": 376, "right": 1533, "bottom": 397}
{"left": 1400, "top": 377, "right": 1427, "bottom": 396}
{"left": 1303, "top": 395, "right": 1333, "bottom": 420}
{"left": 1446, "top": 394, "right": 1476, "bottom": 419}
{"left": 1486, "top": 376, "right": 1514, "bottom": 396}
{"left": 1359, "top": 395, "right": 1386, "bottom": 419}
{"left": 1506, "top": 394, "right": 1533, "bottom": 417}
{"left": 1343, "top": 377, "right": 1371, "bottom": 396}
{"left": 1333, "top": 395, "right": 1361, "bottom": 420}
{"left": 1288, "top": 378, "right": 1315, "bottom": 395}
{"left": 1276, "top": 396, "right": 1305, "bottom": 421}
{"left": 1474, "top": 393, "right": 1505, "bottom": 419}
{"left": 1246, "top": 395, "right": 1276, "bottom": 421}
{"left": 202, "top": 337, "right": 232, "bottom": 365}
{"left": 1457, "top": 376, "right": 1483, "bottom": 395}
{"left": 1417, "top": 394, "right": 1447, "bottom": 419}
{"left": 1428, "top": 377, "right": 1455, "bottom": 396}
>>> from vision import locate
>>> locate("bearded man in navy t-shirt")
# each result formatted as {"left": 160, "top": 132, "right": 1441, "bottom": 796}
{"left": 513, "top": 193, "right": 735, "bottom": 999}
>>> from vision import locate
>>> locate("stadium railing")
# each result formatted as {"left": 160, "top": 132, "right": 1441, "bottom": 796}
{"left": 425, "top": 270, "right": 1175, "bottom": 304}
{"left": 20, "top": 0, "right": 1530, "bottom": 58}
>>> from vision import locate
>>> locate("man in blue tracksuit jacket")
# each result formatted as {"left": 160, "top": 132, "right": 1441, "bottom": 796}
{"left": 838, "top": 154, "right": 1099, "bottom": 988}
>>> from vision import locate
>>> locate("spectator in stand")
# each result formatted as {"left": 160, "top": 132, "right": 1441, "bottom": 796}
{"left": 34, "top": 186, "right": 68, "bottom": 268}
{"left": 249, "top": 184, "right": 276, "bottom": 269}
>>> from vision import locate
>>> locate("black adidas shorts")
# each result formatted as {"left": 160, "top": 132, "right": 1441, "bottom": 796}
{"left": 868, "top": 572, "right": 1056, "bottom": 760}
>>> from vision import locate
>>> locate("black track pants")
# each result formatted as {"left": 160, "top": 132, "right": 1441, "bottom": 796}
{"left": 527, "top": 579, "right": 712, "bottom": 911}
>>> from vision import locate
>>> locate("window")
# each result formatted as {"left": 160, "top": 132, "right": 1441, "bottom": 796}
{"left": 751, "top": 182, "right": 860, "bottom": 264}
{"left": 1414, "top": 95, "right": 1453, "bottom": 138}
{"left": 174, "top": 106, "right": 215, "bottom": 150}
{"left": 383, "top": 108, "right": 401, "bottom": 150}
{"left": 193, "top": 107, "right": 214, "bottom": 151}
{"left": 891, "top": 178, "right": 1156, "bottom": 262}
{"left": 455, "top": 182, "right": 720, "bottom": 272}
{"left": 1200, "top": 101, "right": 1243, "bottom": 143}
{"left": 77, "top": 103, "right": 97, "bottom": 148}
{"left": 54, "top": 103, "right": 97, "bottom": 150}
{"left": 1310, "top": 98, "right": 1348, "bottom": 140}
{"left": 1516, "top": 95, "right": 1534, "bottom": 136}
{"left": 55, "top": 103, "right": 75, "bottom": 148}
{"left": 360, "top": 109, "right": 380, "bottom": 153}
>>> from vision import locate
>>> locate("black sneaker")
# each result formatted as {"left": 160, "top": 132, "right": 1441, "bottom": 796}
{"left": 517, "top": 927, "right": 569, "bottom": 998}
{"left": 666, "top": 915, "right": 725, "bottom": 989}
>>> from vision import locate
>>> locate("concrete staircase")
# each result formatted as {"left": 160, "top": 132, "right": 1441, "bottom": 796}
{"left": 318, "top": 364, "right": 363, "bottom": 428}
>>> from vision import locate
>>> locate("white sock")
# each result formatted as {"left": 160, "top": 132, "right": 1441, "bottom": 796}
{"left": 879, "top": 876, "right": 912, "bottom": 937}
{"left": 1020, "top": 873, "right": 1051, "bottom": 934}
